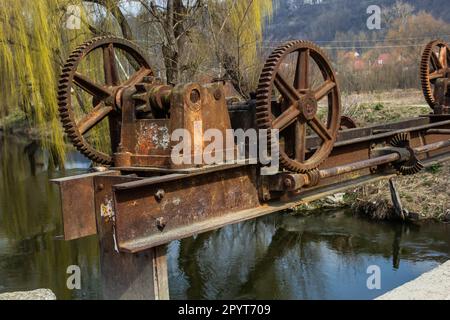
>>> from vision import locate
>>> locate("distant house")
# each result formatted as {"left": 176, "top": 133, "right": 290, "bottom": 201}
{"left": 353, "top": 59, "right": 365, "bottom": 71}
{"left": 341, "top": 51, "right": 365, "bottom": 71}
{"left": 375, "top": 53, "right": 392, "bottom": 67}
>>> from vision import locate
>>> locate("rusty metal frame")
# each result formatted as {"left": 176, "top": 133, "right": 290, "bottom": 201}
{"left": 51, "top": 115, "right": 450, "bottom": 253}
{"left": 52, "top": 37, "right": 450, "bottom": 299}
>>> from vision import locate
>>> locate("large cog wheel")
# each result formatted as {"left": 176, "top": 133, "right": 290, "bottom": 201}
{"left": 58, "top": 36, "right": 153, "bottom": 165}
{"left": 420, "top": 39, "right": 450, "bottom": 109}
{"left": 256, "top": 40, "right": 341, "bottom": 173}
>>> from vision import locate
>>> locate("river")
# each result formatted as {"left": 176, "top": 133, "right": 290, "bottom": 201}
{"left": 0, "top": 135, "right": 449, "bottom": 299}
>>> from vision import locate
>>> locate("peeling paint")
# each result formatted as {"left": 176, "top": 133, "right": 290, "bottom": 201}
{"left": 101, "top": 198, "right": 114, "bottom": 222}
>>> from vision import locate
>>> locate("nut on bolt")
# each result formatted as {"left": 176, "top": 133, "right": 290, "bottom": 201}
{"left": 155, "top": 189, "right": 165, "bottom": 201}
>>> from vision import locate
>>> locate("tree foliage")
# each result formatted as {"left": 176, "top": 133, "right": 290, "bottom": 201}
{"left": 0, "top": 0, "right": 273, "bottom": 165}
{"left": 0, "top": 0, "right": 125, "bottom": 164}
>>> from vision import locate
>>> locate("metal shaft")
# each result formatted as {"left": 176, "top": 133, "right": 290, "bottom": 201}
{"left": 319, "top": 153, "right": 400, "bottom": 179}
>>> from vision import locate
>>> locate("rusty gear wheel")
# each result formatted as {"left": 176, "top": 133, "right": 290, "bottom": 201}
{"left": 58, "top": 36, "right": 153, "bottom": 165}
{"left": 390, "top": 133, "right": 424, "bottom": 176}
{"left": 420, "top": 40, "right": 450, "bottom": 109}
{"left": 256, "top": 40, "right": 341, "bottom": 173}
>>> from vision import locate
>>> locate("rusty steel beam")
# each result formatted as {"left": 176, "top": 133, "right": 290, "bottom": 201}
{"left": 113, "top": 165, "right": 260, "bottom": 253}
{"left": 110, "top": 131, "right": 450, "bottom": 253}
{"left": 427, "top": 129, "right": 450, "bottom": 134}
{"left": 112, "top": 151, "right": 450, "bottom": 254}
{"left": 51, "top": 171, "right": 118, "bottom": 240}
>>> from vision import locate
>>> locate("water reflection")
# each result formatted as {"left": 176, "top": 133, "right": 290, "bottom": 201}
{"left": 0, "top": 135, "right": 99, "bottom": 299}
{"left": 0, "top": 135, "right": 449, "bottom": 300}
{"left": 168, "top": 212, "right": 450, "bottom": 300}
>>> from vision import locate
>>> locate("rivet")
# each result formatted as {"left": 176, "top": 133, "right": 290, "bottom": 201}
{"left": 156, "top": 217, "right": 166, "bottom": 231}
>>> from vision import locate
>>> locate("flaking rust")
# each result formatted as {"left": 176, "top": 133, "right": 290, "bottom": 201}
{"left": 100, "top": 197, "right": 114, "bottom": 222}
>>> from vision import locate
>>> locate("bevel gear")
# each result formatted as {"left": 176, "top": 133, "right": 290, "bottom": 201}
{"left": 390, "top": 133, "right": 424, "bottom": 176}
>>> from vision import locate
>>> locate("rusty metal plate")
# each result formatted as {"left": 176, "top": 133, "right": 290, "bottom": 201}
{"left": 113, "top": 166, "right": 260, "bottom": 253}
{"left": 52, "top": 171, "right": 117, "bottom": 240}
{"left": 135, "top": 119, "right": 170, "bottom": 156}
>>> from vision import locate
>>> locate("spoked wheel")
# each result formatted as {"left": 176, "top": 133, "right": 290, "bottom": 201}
{"left": 256, "top": 40, "right": 341, "bottom": 173}
{"left": 58, "top": 36, "right": 153, "bottom": 165}
{"left": 420, "top": 40, "right": 450, "bottom": 109}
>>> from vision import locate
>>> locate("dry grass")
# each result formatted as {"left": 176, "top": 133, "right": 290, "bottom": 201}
{"left": 309, "top": 89, "right": 450, "bottom": 222}
{"left": 341, "top": 89, "right": 430, "bottom": 126}
{"left": 350, "top": 162, "right": 450, "bottom": 221}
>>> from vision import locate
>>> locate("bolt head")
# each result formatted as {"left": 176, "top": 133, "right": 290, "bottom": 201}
{"left": 156, "top": 217, "right": 166, "bottom": 231}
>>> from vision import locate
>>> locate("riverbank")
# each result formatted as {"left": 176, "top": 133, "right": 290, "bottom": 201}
{"left": 376, "top": 260, "right": 450, "bottom": 300}
{"left": 346, "top": 89, "right": 449, "bottom": 222}
{"left": 341, "top": 89, "right": 430, "bottom": 126}
{"left": 301, "top": 89, "right": 450, "bottom": 222}
{"left": 351, "top": 162, "right": 450, "bottom": 222}
{"left": 0, "top": 289, "right": 56, "bottom": 300}
{"left": 0, "top": 109, "right": 41, "bottom": 140}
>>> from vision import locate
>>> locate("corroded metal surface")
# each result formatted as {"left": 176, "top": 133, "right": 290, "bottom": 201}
{"left": 51, "top": 171, "right": 117, "bottom": 240}
{"left": 51, "top": 36, "right": 450, "bottom": 300}
{"left": 58, "top": 36, "right": 153, "bottom": 164}
{"left": 420, "top": 40, "right": 450, "bottom": 113}
{"left": 93, "top": 174, "right": 169, "bottom": 300}
{"left": 113, "top": 166, "right": 259, "bottom": 252}
{"left": 256, "top": 40, "right": 341, "bottom": 173}
{"left": 339, "top": 115, "right": 357, "bottom": 130}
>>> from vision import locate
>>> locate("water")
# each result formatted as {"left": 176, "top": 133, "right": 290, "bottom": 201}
{"left": 0, "top": 136, "right": 449, "bottom": 300}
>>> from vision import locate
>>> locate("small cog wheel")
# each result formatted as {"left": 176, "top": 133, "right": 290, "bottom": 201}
{"left": 390, "top": 133, "right": 424, "bottom": 176}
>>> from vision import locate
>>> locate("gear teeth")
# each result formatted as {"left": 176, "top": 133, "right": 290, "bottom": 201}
{"left": 420, "top": 40, "right": 449, "bottom": 110}
{"left": 390, "top": 132, "right": 409, "bottom": 148}
{"left": 390, "top": 133, "right": 424, "bottom": 176}
{"left": 57, "top": 36, "right": 152, "bottom": 165}
{"left": 255, "top": 40, "right": 340, "bottom": 174}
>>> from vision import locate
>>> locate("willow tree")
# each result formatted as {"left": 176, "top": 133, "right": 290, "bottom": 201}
{"left": 0, "top": 0, "right": 274, "bottom": 165}
{"left": 134, "top": 0, "right": 273, "bottom": 95}
{"left": 0, "top": 0, "right": 126, "bottom": 165}
{"left": 206, "top": 0, "right": 273, "bottom": 97}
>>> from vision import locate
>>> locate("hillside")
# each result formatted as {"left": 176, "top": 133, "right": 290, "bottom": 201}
{"left": 265, "top": 0, "right": 450, "bottom": 42}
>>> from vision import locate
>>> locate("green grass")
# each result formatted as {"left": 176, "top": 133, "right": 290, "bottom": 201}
{"left": 426, "top": 163, "right": 442, "bottom": 174}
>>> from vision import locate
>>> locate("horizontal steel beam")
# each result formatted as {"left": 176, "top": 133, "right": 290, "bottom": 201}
{"left": 113, "top": 150, "right": 450, "bottom": 253}
{"left": 53, "top": 116, "right": 450, "bottom": 245}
